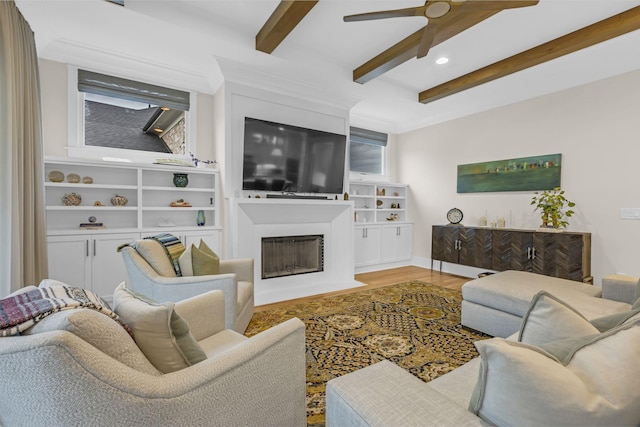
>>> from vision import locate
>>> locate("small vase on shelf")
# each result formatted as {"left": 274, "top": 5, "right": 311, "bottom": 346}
{"left": 173, "top": 173, "right": 189, "bottom": 187}
{"left": 196, "top": 210, "right": 206, "bottom": 226}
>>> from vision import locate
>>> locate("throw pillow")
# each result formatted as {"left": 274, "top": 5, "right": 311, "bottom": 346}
{"left": 178, "top": 243, "right": 194, "bottom": 276}
{"left": 192, "top": 240, "right": 220, "bottom": 276}
{"left": 134, "top": 239, "right": 177, "bottom": 277}
{"left": 22, "top": 309, "right": 160, "bottom": 376}
{"left": 518, "top": 291, "right": 599, "bottom": 347}
{"left": 633, "top": 278, "right": 640, "bottom": 309}
{"left": 590, "top": 308, "right": 640, "bottom": 332}
{"left": 470, "top": 320, "right": 640, "bottom": 427}
{"left": 112, "top": 283, "right": 207, "bottom": 373}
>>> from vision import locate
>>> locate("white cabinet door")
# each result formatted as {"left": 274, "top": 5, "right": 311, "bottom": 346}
{"left": 91, "top": 233, "right": 139, "bottom": 301}
{"left": 380, "top": 224, "right": 414, "bottom": 263}
{"left": 183, "top": 230, "right": 221, "bottom": 255}
{"left": 354, "top": 226, "right": 381, "bottom": 267}
{"left": 379, "top": 226, "right": 399, "bottom": 263}
{"left": 48, "top": 233, "right": 138, "bottom": 301}
{"left": 396, "top": 224, "right": 413, "bottom": 261}
{"left": 48, "top": 236, "right": 91, "bottom": 288}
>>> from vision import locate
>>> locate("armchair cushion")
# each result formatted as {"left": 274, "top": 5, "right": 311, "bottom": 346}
{"left": 113, "top": 283, "right": 207, "bottom": 373}
{"left": 22, "top": 309, "right": 160, "bottom": 376}
{"left": 134, "top": 239, "right": 178, "bottom": 277}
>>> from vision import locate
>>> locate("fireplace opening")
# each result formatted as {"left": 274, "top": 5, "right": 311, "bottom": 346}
{"left": 261, "top": 234, "right": 324, "bottom": 279}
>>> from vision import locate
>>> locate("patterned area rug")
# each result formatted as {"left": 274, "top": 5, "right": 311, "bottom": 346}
{"left": 244, "top": 280, "right": 489, "bottom": 426}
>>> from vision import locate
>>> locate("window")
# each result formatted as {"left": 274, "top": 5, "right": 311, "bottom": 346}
{"left": 69, "top": 68, "right": 195, "bottom": 162}
{"left": 349, "top": 126, "right": 387, "bottom": 175}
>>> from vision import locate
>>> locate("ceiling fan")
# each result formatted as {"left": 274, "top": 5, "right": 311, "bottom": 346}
{"left": 344, "top": 0, "right": 539, "bottom": 59}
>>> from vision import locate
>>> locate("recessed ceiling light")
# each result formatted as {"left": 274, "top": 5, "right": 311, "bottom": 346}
{"left": 436, "top": 57, "right": 449, "bottom": 65}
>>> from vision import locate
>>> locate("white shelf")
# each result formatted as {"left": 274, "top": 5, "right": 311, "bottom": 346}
{"left": 45, "top": 183, "right": 138, "bottom": 190}
{"left": 46, "top": 206, "right": 137, "bottom": 211}
{"left": 45, "top": 158, "right": 220, "bottom": 232}
{"left": 142, "top": 186, "right": 215, "bottom": 193}
{"left": 349, "top": 181, "right": 409, "bottom": 224}
{"left": 142, "top": 207, "right": 216, "bottom": 211}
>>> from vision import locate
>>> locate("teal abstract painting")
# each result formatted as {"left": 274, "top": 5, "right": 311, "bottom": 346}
{"left": 457, "top": 153, "right": 562, "bottom": 193}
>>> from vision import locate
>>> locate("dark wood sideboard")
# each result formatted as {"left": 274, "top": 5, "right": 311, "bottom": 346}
{"left": 431, "top": 225, "right": 592, "bottom": 282}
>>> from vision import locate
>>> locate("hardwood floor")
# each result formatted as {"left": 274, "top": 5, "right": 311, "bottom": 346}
{"left": 255, "top": 266, "right": 470, "bottom": 312}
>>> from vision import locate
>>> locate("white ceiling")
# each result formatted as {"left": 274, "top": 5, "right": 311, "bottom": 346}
{"left": 15, "top": 0, "right": 640, "bottom": 134}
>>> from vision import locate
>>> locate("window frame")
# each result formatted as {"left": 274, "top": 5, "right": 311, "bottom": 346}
{"left": 67, "top": 66, "right": 197, "bottom": 163}
{"left": 348, "top": 126, "right": 389, "bottom": 180}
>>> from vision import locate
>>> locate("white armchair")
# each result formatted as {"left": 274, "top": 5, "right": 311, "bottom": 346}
{"left": 121, "top": 246, "right": 254, "bottom": 333}
{"left": 0, "top": 287, "right": 306, "bottom": 426}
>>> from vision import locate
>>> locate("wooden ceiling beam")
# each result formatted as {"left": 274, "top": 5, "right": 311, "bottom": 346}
{"left": 419, "top": 6, "right": 640, "bottom": 104}
{"left": 256, "top": 0, "right": 318, "bottom": 54}
{"left": 354, "top": 10, "right": 500, "bottom": 84}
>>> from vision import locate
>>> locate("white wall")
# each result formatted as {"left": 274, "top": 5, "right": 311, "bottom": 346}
{"left": 397, "top": 69, "right": 640, "bottom": 285}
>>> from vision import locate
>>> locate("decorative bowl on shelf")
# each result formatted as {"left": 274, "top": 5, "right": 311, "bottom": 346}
{"left": 48, "top": 170, "right": 64, "bottom": 182}
{"left": 173, "top": 173, "right": 189, "bottom": 187}
{"left": 62, "top": 193, "right": 81, "bottom": 206}
{"left": 66, "top": 173, "right": 80, "bottom": 183}
{"left": 110, "top": 194, "right": 128, "bottom": 206}
{"left": 82, "top": 176, "right": 93, "bottom": 184}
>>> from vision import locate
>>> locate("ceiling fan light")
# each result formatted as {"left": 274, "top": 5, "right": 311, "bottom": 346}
{"left": 436, "top": 57, "right": 449, "bottom": 65}
{"left": 425, "top": 2, "right": 451, "bottom": 18}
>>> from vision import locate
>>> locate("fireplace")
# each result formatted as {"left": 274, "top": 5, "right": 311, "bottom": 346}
{"left": 232, "top": 199, "right": 361, "bottom": 305}
{"left": 262, "top": 235, "right": 324, "bottom": 279}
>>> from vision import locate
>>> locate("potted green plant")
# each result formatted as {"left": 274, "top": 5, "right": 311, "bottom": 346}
{"left": 530, "top": 187, "right": 576, "bottom": 229}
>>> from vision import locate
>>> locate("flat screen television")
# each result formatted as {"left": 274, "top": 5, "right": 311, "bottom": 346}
{"left": 242, "top": 117, "right": 347, "bottom": 194}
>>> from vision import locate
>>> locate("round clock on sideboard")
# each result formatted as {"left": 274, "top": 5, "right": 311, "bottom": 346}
{"left": 446, "top": 207, "right": 463, "bottom": 225}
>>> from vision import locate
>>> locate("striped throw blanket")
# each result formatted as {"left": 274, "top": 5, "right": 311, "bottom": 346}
{"left": 0, "top": 284, "right": 129, "bottom": 337}
{"left": 144, "top": 233, "right": 186, "bottom": 276}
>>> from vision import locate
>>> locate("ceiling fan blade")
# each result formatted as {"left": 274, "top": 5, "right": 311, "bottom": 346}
{"left": 344, "top": 7, "right": 425, "bottom": 22}
{"left": 455, "top": 0, "right": 538, "bottom": 13}
{"left": 416, "top": 24, "right": 438, "bottom": 59}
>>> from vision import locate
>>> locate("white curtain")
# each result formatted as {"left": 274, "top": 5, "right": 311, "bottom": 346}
{"left": 0, "top": 1, "right": 48, "bottom": 296}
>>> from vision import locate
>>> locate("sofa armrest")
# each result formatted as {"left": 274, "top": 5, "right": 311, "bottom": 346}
{"left": 174, "top": 290, "right": 226, "bottom": 341}
{"left": 219, "top": 258, "right": 253, "bottom": 283}
{"left": 602, "top": 274, "right": 639, "bottom": 304}
{"left": 326, "top": 360, "right": 489, "bottom": 427}
{"left": 0, "top": 318, "right": 306, "bottom": 426}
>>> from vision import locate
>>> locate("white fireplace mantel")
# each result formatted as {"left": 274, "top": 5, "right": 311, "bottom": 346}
{"left": 230, "top": 198, "right": 362, "bottom": 305}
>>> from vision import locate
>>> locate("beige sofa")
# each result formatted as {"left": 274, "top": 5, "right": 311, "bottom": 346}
{"left": 0, "top": 284, "right": 306, "bottom": 427}
{"left": 326, "top": 272, "right": 640, "bottom": 426}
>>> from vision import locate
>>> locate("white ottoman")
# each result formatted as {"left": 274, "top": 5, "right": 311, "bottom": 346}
{"left": 461, "top": 270, "right": 629, "bottom": 337}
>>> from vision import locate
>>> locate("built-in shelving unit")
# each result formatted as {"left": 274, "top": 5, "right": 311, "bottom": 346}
{"left": 349, "top": 182, "right": 408, "bottom": 224}
{"left": 44, "top": 158, "right": 222, "bottom": 300}
{"left": 349, "top": 181, "right": 413, "bottom": 271}
{"left": 45, "top": 158, "right": 220, "bottom": 233}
